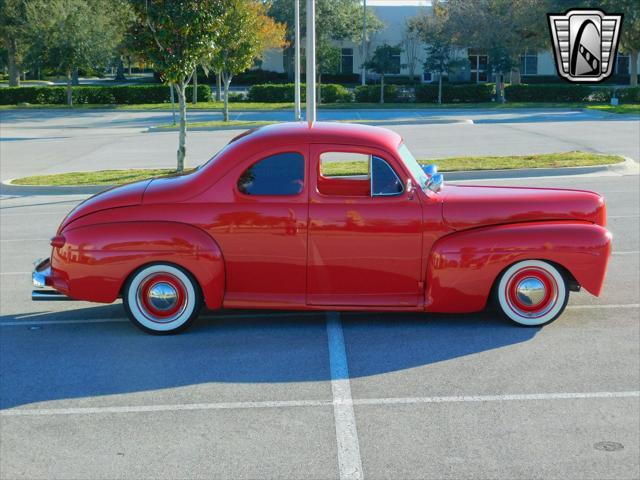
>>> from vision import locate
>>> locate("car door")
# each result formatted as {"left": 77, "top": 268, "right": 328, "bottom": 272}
{"left": 208, "top": 145, "right": 309, "bottom": 309}
{"left": 307, "top": 144, "right": 423, "bottom": 307}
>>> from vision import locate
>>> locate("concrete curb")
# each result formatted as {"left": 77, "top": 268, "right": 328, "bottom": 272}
{"left": 147, "top": 118, "right": 474, "bottom": 132}
{"left": 2, "top": 158, "right": 636, "bottom": 196}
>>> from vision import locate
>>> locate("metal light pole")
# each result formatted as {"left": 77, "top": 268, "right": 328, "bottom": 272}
{"left": 361, "top": 0, "right": 366, "bottom": 85}
{"left": 294, "top": 0, "right": 301, "bottom": 121}
{"left": 306, "top": 0, "right": 316, "bottom": 125}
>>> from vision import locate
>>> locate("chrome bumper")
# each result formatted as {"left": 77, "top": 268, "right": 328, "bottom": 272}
{"left": 31, "top": 258, "right": 72, "bottom": 301}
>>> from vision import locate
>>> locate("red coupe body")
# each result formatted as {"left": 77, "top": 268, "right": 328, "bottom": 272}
{"left": 34, "top": 122, "right": 611, "bottom": 330}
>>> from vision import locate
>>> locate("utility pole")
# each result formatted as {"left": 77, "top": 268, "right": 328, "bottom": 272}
{"left": 361, "top": 0, "right": 367, "bottom": 85}
{"left": 306, "top": 0, "right": 316, "bottom": 126}
{"left": 294, "top": 0, "right": 301, "bottom": 121}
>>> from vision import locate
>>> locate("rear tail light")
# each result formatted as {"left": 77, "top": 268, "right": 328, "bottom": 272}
{"left": 50, "top": 235, "right": 66, "bottom": 248}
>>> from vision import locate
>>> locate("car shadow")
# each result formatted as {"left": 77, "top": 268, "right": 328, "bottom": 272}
{"left": 0, "top": 306, "right": 538, "bottom": 409}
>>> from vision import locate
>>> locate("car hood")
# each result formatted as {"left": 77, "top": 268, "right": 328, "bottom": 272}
{"left": 440, "top": 185, "right": 606, "bottom": 231}
{"left": 58, "top": 179, "right": 152, "bottom": 232}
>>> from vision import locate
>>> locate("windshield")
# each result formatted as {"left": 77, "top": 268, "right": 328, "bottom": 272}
{"left": 398, "top": 143, "right": 429, "bottom": 190}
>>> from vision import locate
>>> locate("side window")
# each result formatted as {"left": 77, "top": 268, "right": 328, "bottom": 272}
{"left": 371, "top": 156, "right": 403, "bottom": 196}
{"left": 318, "top": 152, "right": 371, "bottom": 197}
{"left": 238, "top": 152, "right": 304, "bottom": 196}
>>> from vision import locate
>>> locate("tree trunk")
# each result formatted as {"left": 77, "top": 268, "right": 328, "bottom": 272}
{"left": 510, "top": 68, "right": 521, "bottom": 85}
{"left": 630, "top": 51, "right": 638, "bottom": 87}
{"left": 72, "top": 67, "right": 79, "bottom": 86}
{"left": 216, "top": 71, "right": 222, "bottom": 101}
{"left": 115, "top": 57, "right": 126, "bottom": 81}
{"left": 438, "top": 74, "right": 442, "bottom": 104}
{"left": 495, "top": 73, "right": 504, "bottom": 103}
{"left": 192, "top": 68, "right": 198, "bottom": 105}
{"left": 223, "top": 73, "right": 232, "bottom": 122}
{"left": 66, "top": 68, "right": 73, "bottom": 106}
{"left": 380, "top": 74, "right": 384, "bottom": 104}
{"left": 128, "top": 57, "right": 132, "bottom": 76}
{"left": 317, "top": 73, "right": 322, "bottom": 104}
{"left": 7, "top": 37, "right": 20, "bottom": 87}
{"left": 175, "top": 83, "right": 187, "bottom": 172}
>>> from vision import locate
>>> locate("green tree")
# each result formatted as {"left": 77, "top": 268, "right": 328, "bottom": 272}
{"left": 602, "top": 0, "right": 640, "bottom": 87}
{"left": 25, "top": 0, "right": 130, "bottom": 104}
{"left": 414, "top": 2, "right": 463, "bottom": 104}
{"left": 211, "top": 0, "right": 285, "bottom": 121}
{"left": 131, "top": 0, "right": 224, "bottom": 172}
{"left": 365, "top": 44, "right": 401, "bottom": 103}
{"left": 445, "top": 0, "right": 549, "bottom": 99}
{"left": 0, "top": 0, "right": 29, "bottom": 86}
{"left": 268, "top": 0, "right": 382, "bottom": 79}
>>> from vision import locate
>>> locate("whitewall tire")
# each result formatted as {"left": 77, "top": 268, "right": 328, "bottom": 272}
{"left": 496, "top": 260, "right": 569, "bottom": 327}
{"left": 123, "top": 263, "right": 202, "bottom": 334}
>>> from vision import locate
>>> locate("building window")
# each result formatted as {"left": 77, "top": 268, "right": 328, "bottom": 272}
{"left": 391, "top": 52, "right": 401, "bottom": 74}
{"left": 238, "top": 152, "right": 304, "bottom": 196}
{"left": 423, "top": 70, "right": 432, "bottom": 82}
{"left": 615, "top": 54, "right": 629, "bottom": 75}
{"left": 468, "top": 49, "right": 488, "bottom": 82}
{"left": 520, "top": 50, "right": 538, "bottom": 75}
{"left": 341, "top": 48, "right": 354, "bottom": 74}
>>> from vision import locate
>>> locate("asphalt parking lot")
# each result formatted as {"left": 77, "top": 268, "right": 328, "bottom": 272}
{"left": 1, "top": 172, "right": 638, "bottom": 479}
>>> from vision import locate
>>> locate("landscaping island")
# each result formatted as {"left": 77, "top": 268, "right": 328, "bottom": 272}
{"left": 9, "top": 151, "right": 625, "bottom": 186}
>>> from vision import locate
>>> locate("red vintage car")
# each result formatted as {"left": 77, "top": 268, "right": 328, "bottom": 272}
{"left": 32, "top": 122, "right": 611, "bottom": 334}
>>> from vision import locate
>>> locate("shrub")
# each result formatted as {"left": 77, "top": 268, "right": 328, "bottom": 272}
{"left": 415, "top": 83, "right": 494, "bottom": 103}
{"left": 247, "top": 83, "right": 351, "bottom": 103}
{"left": 353, "top": 84, "right": 400, "bottom": 103}
{"left": 230, "top": 69, "right": 288, "bottom": 85}
{"left": 504, "top": 84, "right": 592, "bottom": 102}
{"left": 0, "top": 84, "right": 212, "bottom": 105}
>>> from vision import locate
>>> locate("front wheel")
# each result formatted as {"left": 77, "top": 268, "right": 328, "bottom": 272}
{"left": 495, "top": 260, "right": 569, "bottom": 327}
{"left": 123, "top": 263, "right": 203, "bottom": 334}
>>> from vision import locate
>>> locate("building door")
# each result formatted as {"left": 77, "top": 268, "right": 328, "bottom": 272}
{"left": 468, "top": 49, "right": 488, "bottom": 82}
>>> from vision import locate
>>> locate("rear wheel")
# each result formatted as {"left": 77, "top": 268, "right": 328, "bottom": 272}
{"left": 123, "top": 263, "right": 202, "bottom": 334}
{"left": 496, "top": 260, "right": 569, "bottom": 327}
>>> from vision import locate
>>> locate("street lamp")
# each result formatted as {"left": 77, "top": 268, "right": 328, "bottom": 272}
{"left": 361, "top": 0, "right": 366, "bottom": 85}
{"left": 294, "top": 0, "right": 301, "bottom": 121}
{"left": 306, "top": 0, "right": 316, "bottom": 125}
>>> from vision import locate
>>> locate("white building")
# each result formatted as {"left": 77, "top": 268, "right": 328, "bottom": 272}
{"left": 261, "top": 0, "right": 635, "bottom": 83}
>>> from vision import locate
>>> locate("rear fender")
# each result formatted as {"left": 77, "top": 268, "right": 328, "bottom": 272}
{"left": 425, "top": 222, "right": 611, "bottom": 313}
{"left": 52, "top": 221, "right": 225, "bottom": 309}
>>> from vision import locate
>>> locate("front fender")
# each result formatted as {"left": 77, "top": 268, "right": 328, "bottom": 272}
{"left": 425, "top": 221, "right": 611, "bottom": 313}
{"left": 52, "top": 221, "right": 225, "bottom": 309}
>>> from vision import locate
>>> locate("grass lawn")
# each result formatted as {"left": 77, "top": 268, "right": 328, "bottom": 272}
{"left": 0, "top": 101, "right": 607, "bottom": 111}
{"left": 10, "top": 151, "right": 624, "bottom": 186}
{"left": 587, "top": 104, "right": 640, "bottom": 114}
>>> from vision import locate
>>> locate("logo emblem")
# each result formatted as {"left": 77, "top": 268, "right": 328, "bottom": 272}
{"left": 548, "top": 9, "right": 623, "bottom": 83}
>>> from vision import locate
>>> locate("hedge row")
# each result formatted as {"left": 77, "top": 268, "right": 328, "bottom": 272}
{"left": 504, "top": 84, "right": 640, "bottom": 102}
{"left": 415, "top": 84, "right": 494, "bottom": 103}
{"left": 0, "top": 84, "right": 212, "bottom": 105}
{"left": 353, "top": 85, "right": 400, "bottom": 102}
{"left": 247, "top": 83, "right": 352, "bottom": 103}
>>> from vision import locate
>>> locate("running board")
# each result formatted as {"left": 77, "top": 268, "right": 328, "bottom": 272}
{"left": 32, "top": 290, "right": 72, "bottom": 301}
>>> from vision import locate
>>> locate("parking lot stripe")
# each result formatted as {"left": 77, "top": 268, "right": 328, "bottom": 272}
{"left": 612, "top": 250, "right": 640, "bottom": 255}
{"left": 326, "top": 312, "right": 364, "bottom": 480}
{"left": 567, "top": 303, "right": 639, "bottom": 310}
{"left": 0, "top": 399, "right": 332, "bottom": 417}
{"left": 2, "top": 391, "right": 637, "bottom": 418}
{"left": 352, "top": 391, "right": 640, "bottom": 406}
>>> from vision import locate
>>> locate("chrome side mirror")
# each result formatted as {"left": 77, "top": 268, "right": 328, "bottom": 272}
{"left": 427, "top": 173, "right": 444, "bottom": 193}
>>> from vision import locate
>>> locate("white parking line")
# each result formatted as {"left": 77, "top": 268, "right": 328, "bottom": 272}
{"left": 612, "top": 250, "right": 640, "bottom": 255}
{"left": 567, "top": 303, "right": 639, "bottom": 310}
{"left": 326, "top": 312, "right": 363, "bottom": 480}
{"left": 2, "top": 391, "right": 637, "bottom": 418}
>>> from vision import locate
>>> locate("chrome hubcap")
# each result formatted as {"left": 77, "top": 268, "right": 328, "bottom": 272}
{"left": 147, "top": 282, "right": 178, "bottom": 311}
{"left": 515, "top": 277, "right": 546, "bottom": 307}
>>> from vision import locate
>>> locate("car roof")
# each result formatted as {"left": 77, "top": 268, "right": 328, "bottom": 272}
{"left": 233, "top": 121, "right": 403, "bottom": 152}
